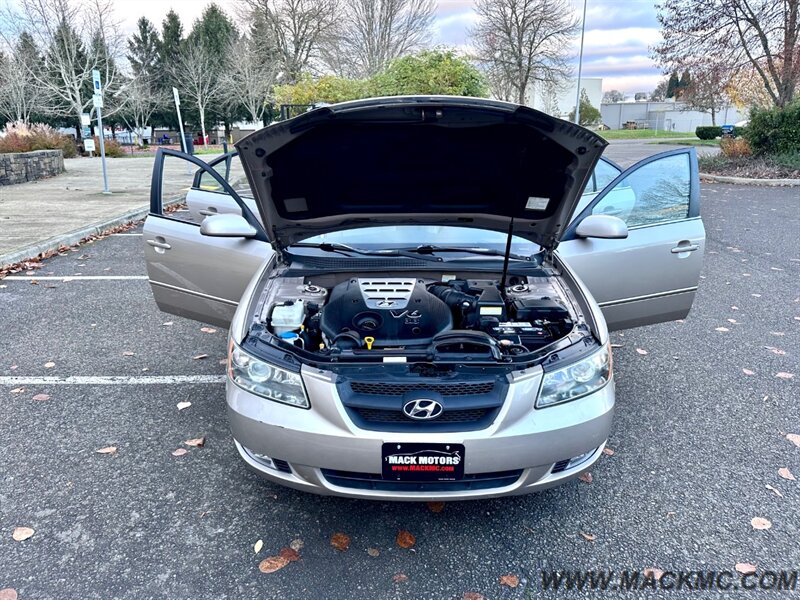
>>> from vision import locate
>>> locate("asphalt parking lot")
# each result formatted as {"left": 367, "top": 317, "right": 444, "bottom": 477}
{"left": 1, "top": 182, "right": 798, "bottom": 599}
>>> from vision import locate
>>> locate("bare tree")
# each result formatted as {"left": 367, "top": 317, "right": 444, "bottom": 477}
{"left": 324, "top": 0, "right": 435, "bottom": 77}
{"left": 654, "top": 0, "right": 800, "bottom": 108}
{"left": 116, "top": 75, "right": 166, "bottom": 145}
{"left": 469, "top": 0, "right": 579, "bottom": 105}
{"left": 681, "top": 65, "right": 730, "bottom": 125}
{"left": 170, "top": 44, "right": 225, "bottom": 148}
{"left": 222, "top": 36, "right": 280, "bottom": 124}
{"left": 602, "top": 90, "right": 625, "bottom": 103}
{"left": 0, "top": 38, "right": 48, "bottom": 122}
{"left": 2, "top": 0, "right": 123, "bottom": 137}
{"left": 238, "top": 0, "right": 339, "bottom": 83}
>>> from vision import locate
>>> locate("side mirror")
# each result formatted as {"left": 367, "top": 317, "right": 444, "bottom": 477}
{"left": 200, "top": 213, "right": 257, "bottom": 238}
{"left": 575, "top": 214, "right": 628, "bottom": 239}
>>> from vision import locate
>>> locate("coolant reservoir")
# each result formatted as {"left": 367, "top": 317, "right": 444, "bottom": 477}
{"left": 270, "top": 300, "right": 305, "bottom": 335}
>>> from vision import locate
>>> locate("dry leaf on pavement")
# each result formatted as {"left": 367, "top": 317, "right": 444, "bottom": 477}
{"left": 192, "top": 354, "right": 209, "bottom": 360}
{"left": 122, "top": 351, "right": 135, "bottom": 356}
{"left": 12, "top": 527, "right": 34, "bottom": 541}
{"left": 462, "top": 594, "right": 483, "bottom": 600}
{"left": 499, "top": 574, "right": 519, "bottom": 588}
{"left": 602, "top": 447, "right": 615, "bottom": 456}
{"left": 254, "top": 539, "right": 263, "bottom": 554}
{"left": 200, "top": 327, "right": 217, "bottom": 334}
{"left": 258, "top": 556, "right": 289, "bottom": 574}
{"left": 396, "top": 530, "right": 416, "bottom": 549}
{"left": 787, "top": 433, "right": 800, "bottom": 447}
{"left": 742, "top": 368, "right": 755, "bottom": 376}
{"left": 176, "top": 401, "right": 191, "bottom": 410}
{"left": 95, "top": 446, "right": 117, "bottom": 454}
{"left": 0, "top": 588, "right": 18, "bottom": 600}
{"left": 279, "top": 547, "right": 300, "bottom": 562}
{"left": 10, "top": 388, "right": 24, "bottom": 394}
{"left": 44, "top": 361, "right": 55, "bottom": 368}
{"left": 290, "top": 538, "right": 304, "bottom": 551}
{"left": 766, "top": 484, "right": 783, "bottom": 498}
{"left": 635, "top": 348, "right": 648, "bottom": 355}
{"left": 171, "top": 448, "right": 189, "bottom": 457}
{"left": 643, "top": 568, "right": 664, "bottom": 581}
{"left": 776, "top": 372, "right": 794, "bottom": 380}
{"left": 392, "top": 574, "right": 409, "bottom": 583}
{"left": 367, "top": 547, "right": 380, "bottom": 557}
{"left": 32, "top": 394, "right": 50, "bottom": 401}
{"left": 715, "top": 327, "right": 729, "bottom": 332}
{"left": 184, "top": 437, "right": 205, "bottom": 447}
{"left": 580, "top": 531, "right": 596, "bottom": 541}
{"left": 751, "top": 517, "right": 772, "bottom": 530}
{"left": 330, "top": 532, "right": 350, "bottom": 551}
{"left": 579, "top": 472, "right": 593, "bottom": 484}
{"left": 735, "top": 563, "right": 757, "bottom": 575}
{"left": 778, "top": 467, "right": 795, "bottom": 481}
{"left": 427, "top": 502, "right": 445, "bottom": 513}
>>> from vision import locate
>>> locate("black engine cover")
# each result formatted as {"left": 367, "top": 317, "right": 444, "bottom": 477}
{"left": 320, "top": 278, "right": 453, "bottom": 348}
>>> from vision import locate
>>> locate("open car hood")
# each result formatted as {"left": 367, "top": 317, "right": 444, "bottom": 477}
{"left": 235, "top": 96, "right": 607, "bottom": 252}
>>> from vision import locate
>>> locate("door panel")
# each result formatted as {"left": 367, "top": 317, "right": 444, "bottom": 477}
{"left": 558, "top": 148, "right": 705, "bottom": 331}
{"left": 144, "top": 149, "right": 271, "bottom": 328}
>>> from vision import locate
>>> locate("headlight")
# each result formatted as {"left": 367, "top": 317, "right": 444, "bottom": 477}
{"left": 228, "top": 342, "right": 309, "bottom": 408}
{"left": 536, "top": 344, "right": 611, "bottom": 408}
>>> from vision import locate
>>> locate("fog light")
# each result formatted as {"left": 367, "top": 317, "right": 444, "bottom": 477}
{"left": 249, "top": 450, "right": 277, "bottom": 470}
{"left": 566, "top": 449, "right": 596, "bottom": 470}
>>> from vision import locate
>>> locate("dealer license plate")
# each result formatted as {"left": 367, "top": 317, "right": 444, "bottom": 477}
{"left": 381, "top": 443, "right": 465, "bottom": 481}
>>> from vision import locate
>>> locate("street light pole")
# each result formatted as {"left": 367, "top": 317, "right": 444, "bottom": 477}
{"left": 573, "top": 0, "right": 588, "bottom": 125}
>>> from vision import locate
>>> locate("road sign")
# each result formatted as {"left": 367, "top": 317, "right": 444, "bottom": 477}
{"left": 92, "top": 69, "right": 102, "bottom": 94}
{"left": 92, "top": 94, "right": 103, "bottom": 109}
{"left": 172, "top": 87, "right": 180, "bottom": 107}
{"left": 80, "top": 113, "right": 91, "bottom": 126}
{"left": 84, "top": 138, "right": 96, "bottom": 153}
{"left": 81, "top": 126, "right": 91, "bottom": 139}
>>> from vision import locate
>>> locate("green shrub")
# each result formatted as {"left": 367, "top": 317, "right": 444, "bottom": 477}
{"left": 695, "top": 126, "right": 722, "bottom": 140}
{"left": 733, "top": 125, "right": 748, "bottom": 139}
{"left": 0, "top": 121, "right": 78, "bottom": 157}
{"left": 745, "top": 103, "right": 800, "bottom": 155}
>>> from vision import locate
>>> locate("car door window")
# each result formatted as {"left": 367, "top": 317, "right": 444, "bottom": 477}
{"left": 196, "top": 152, "right": 252, "bottom": 198}
{"left": 592, "top": 159, "right": 621, "bottom": 192}
{"left": 590, "top": 153, "right": 690, "bottom": 228}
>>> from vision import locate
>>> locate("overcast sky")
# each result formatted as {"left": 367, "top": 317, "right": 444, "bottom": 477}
{"left": 116, "top": 0, "right": 663, "bottom": 93}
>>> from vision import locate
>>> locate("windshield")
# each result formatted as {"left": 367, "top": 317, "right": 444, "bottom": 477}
{"left": 297, "top": 226, "right": 540, "bottom": 256}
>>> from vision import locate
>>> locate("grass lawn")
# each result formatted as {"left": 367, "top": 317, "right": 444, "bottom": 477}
{"left": 652, "top": 139, "right": 720, "bottom": 146}
{"left": 599, "top": 129, "right": 697, "bottom": 140}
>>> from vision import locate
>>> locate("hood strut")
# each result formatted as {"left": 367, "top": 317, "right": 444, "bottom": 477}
{"left": 499, "top": 217, "right": 515, "bottom": 299}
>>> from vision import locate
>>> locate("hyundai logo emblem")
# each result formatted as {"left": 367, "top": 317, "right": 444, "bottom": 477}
{"left": 402, "top": 399, "right": 443, "bottom": 420}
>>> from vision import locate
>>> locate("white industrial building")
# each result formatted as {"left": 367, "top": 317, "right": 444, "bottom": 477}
{"left": 600, "top": 101, "right": 747, "bottom": 131}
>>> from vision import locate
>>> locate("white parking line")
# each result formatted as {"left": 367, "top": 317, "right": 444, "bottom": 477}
{"left": 112, "top": 233, "right": 143, "bottom": 236}
{"left": 3, "top": 275, "right": 148, "bottom": 281}
{"left": 0, "top": 375, "right": 225, "bottom": 385}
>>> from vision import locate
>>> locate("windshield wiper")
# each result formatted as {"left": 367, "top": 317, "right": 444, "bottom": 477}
{"left": 289, "top": 242, "right": 444, "bottom": 262}
{"left": 399, "top": 245, "right": 532, "bottom": 262}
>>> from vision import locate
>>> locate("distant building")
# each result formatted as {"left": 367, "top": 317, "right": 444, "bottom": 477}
{"left": 523, "top": 77, "right": 603, "bottom": 119}
{"left": 600, "top": 101, "right": 747, "bottom": 131}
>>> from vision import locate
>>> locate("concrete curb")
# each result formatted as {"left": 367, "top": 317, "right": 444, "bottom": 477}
{"left": 700, "top": 172, "right": 800, "bottom": 186}
{"left": 0, "top": 205, "right": 150, "bottom": 269}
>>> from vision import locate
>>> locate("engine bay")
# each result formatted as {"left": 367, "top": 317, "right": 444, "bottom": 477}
{"left": 257, "top": 272, "right": 578, "bottom": 360}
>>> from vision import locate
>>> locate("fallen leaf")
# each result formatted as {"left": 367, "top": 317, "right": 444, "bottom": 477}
{"left": 579, "top": 531, "right": 596, "bottom": 541}
{"left": 12, "top": 527, "right": 34, "bottom": 541}
{"left": 499, "top": 574, "right": 519, "bottom": 588}
{"left": 742, "top": 368, "right": 755, "bottom": 376}
{"left": 367, "top": 547, "right": 380, "bottom": 557}
{"left": 427, "top": 501, "right": 445, "bottom": 513}
{"left": 731, "top": 305, "right": 739, "bottom": 310}
{"left": 200, "top": 327, "right": 217, "bottom": 334}
{"left": 765, "top": 346, "right": 786, "bottom": 356}
{"left": 766, "top": 484, "right": 783, "bottom": 497}
{"left": 396, "top": 530, "right": 416, "bottom": 549}
{"left": 0, "top": 588, "right": 18, "bottom": 600}
{"left": 751, "top": 517, "right": 772, "bottom": 530}
{"left": 610, "top": 343, "right": 623, "bottom": 348}
{"left": 254, "top": 539, "right": 263, "bottom": 554}
{"left": 735, "top": 563, "right": 757, "bottom": 575}
{"left": 258, "top": 556, "right": 289, "bottom": 574}
{"left": 10, "top": 387, "right": 25, "bottom": 394}
{"left": 279, "top": 547, "right": 300, "bottom": 562}
{"left": 602, "top": 447, "right": 615, "bottom": 456}
{"left": 462, "top": 594, "right": 483, "bottom": 600}
{"left": 184, "top": 437, "right": 205, "bottom": 447}
{"left": 392, "top": 574, "right": 409, "bottom": 584}
{"left": 778, "top": 467, "right": 795, "bottom": 481}
{"left": 330, "top": 532, "right": 350, "bottom": 551}
{"left": 751, "top": 293, "right": 761, "bottom": 298}
{"left": 776, "top": 372, "right": 794, "bottom": 380}
{"left": 31, "top": 393, "right": 50, "bottom": 401}
{"left": 770, "top": 331, "right": 785, "bottom": 336}
{"left": 162, "top": 321, "right": 173, "bottom": 326}
{"left": 176, "top": 401, "right": 192, "bottom": 410}
{"left": 643, "top": 568, "right": 664, "bottom": 581}
{"left": 715, "top": 327, "right": 729, "bottom": 332}
{"left": 122, "top": 351, "right": 135, "bottom": 356}
{"left": 171, "top": 448, "right": 189, "bottom": 457}
{"left": 192, "top": 354, "right": 209, "bottom": 360}
{"left": 95, "top": 446, "right": 117, "bottom": 454}
{"left": 290, "top": 538, "right": 304, "bottom": 551}
{"left": 635, "top": 348, "right": 648, "bottom": 355}
{"left": 727, "top": 319, "right": 738, "bottom": 324}
{"left": 579, "top": 472, "right": 593, "bottom": 484}
{"left": 44, "top": 361, "right": 55, "bottom": 368}
{"left": 786, "top": 433, "right": 800, "bottom": 447}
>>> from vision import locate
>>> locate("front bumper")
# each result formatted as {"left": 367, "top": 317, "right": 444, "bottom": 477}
{"left": 227, "top": 364, "right": 614, "bottom": 501}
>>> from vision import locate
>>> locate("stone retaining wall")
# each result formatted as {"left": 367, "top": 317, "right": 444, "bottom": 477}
{"left": 0, "top": 150, "right": 64, "bottom": 185}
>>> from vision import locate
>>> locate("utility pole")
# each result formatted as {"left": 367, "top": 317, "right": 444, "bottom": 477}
{"left": 573, "top": 0, "right": 588, "bottom": 125}
{"left": 92, "top": 69, "right": 110, "bottom": 194}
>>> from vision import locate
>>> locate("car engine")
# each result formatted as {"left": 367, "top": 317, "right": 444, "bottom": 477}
{"left": 259, "top": 273, "right": 576, "bottom": 358}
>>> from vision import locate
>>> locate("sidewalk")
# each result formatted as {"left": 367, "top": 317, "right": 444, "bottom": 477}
{"left": 0, "top": 154, "right": 217, "bottom": 268}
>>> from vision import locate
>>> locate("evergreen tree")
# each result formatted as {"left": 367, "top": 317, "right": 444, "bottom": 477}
{"left": 677, "top": 69, "right": 691, "bottom": 98}
{"left": 127, "top": 17, "right": 160, "bottom": 79}
{"left": 154, "top": 10, "right": 184, "bottom": 130}
{"left": 666, "top": 71, "right": 679, "bottom": 98}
